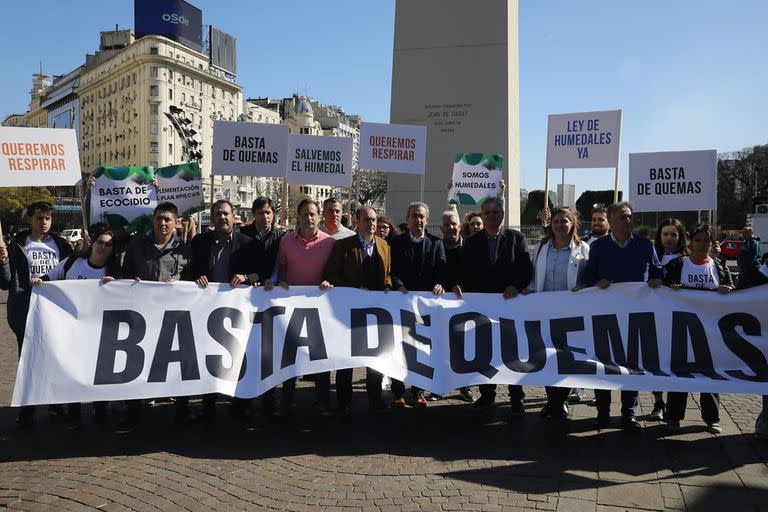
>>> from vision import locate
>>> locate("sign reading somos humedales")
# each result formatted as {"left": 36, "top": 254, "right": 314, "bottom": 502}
{"left": 12, "top": 281, "right": 768, "bottom": 406}
{"left": 546, "top": 110, "right": 622, "bottom": 169}
{"left": 286, "top": 134, "right": 353, "bottom": 187}
{"left": 449, "top": 153, "right": 503, "bottom": 205}
{"left": 0, "top": 127, "right": 82, "bottom": 187}
{"left": 212, "top": 121, "right": 289, "bottom": 177}
{"left": 629, "top": 150, "right": 717, "bottom": 212}
{"left": 359, "top": 122, "right": 427, "bottom": 174}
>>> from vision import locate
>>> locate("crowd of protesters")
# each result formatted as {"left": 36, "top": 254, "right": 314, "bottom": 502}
{"left": 0, "top": 192, "right": 766, "bottom": 439}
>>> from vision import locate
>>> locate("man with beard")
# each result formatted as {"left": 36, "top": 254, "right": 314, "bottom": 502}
{"left": 183, "top": 199, "right": 258, "bottom": 424}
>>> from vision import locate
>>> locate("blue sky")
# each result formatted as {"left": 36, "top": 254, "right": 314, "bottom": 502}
{"left": 1, "top": 1, "right": 766, "bottom": 198}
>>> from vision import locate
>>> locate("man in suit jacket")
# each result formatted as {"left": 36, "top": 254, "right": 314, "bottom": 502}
{"left": 453, "top": 197, "right": 533, "bottom": 414}
{"left": 238, "top": 196, "right": 284, "bottom": 285}
{"left": 324, "top": 205, "right": 393, "bottom": 413}
{"left": 182, "top": 199, "right": 257, "bottom": 423}
{"left": 390, "top": 201, "right": 447, "bottom": 407}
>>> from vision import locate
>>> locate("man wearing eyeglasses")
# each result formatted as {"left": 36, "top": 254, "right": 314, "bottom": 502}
{"left": 1, "top": 201, "right": 73, "bottom": 428}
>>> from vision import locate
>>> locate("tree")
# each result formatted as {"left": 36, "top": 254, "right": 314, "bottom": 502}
{"left": 718, "top": 143, "right": 768, "bottom": 228}
{"left": 521, "top": 190, "right": 555, "bottom": 225}
{"left": 575, "top": 190, "right": 623, "bottom": 223}
{"left": 0, "top": 187, "right": 56, "bottom": 228}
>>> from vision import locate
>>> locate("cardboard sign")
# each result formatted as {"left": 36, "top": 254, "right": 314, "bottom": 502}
{"left": 449, "top": 153, "right": 503, "bottom": 205}
{"left": 0, "top": 127, "right": 82, "bottom": 187}
{"left": 90, "top": 166, "right": 156, "bottom": 233}
{"left": 154, "top": 162, "right": 205, "bottom": 217}
{"left": 359, "top": 122, "right": 426, "bottom": 174}
{"left": 629, "top": 150, "right": 717, "bottom": 212}
{"left": 212, "top": 121, "right": 289, "bottom": 177}
{"left": 286, "top": 134, "right": 353, "bottom": 186}
{"left": 546, "top": 110, "right": 622, "bottom": 169}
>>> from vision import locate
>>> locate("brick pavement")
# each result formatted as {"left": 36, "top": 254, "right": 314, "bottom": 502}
{"left": 1, "top": 290, "right": 767, "bottom": 512}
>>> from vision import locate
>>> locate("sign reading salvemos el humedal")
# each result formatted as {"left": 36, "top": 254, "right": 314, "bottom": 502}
{"left": 285, "top": 134, "right": 353, "bottom": 186}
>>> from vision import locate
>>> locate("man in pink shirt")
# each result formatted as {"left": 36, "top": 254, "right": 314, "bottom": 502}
{"left": 264, "top": 198, "right": 335, "bottom": 416}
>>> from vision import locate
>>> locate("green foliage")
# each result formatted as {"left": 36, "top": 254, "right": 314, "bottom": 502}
{"left": 521, "top": 190, "right": 556, "bottom": 225}
{"left": 634, "top": 224, "right": 655, "bottom": 238}
{"left": 575, "top": 190, "right": 623, "bottom": 222}
{"left": 718, "top": 143, "right": 768, "bottom": 228}
{"left": 0, "top": 187, "right": 56, "bottom": 218}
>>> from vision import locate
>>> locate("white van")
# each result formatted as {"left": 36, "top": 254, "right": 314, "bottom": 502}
{"left": 60, "top": 229, "right": 83, "bottom": 244}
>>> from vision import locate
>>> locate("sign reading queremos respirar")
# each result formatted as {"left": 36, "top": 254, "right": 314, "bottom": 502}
{"left": 13, "top": 281, "right": 768, "bottom": 406}
{"left": 285, "top": 134, "right": 353, "bottom": 186}
{"left": 0, "top": 127, "right": 82, "bottom": 187}
{"left": 546, "top": 110, "right": 622, "bottom": 169}
{"left": 449, "top": 153, "right": 503, "bottom": 205}
{"left": 359, "top": 122, "right": 427, "bottom": 174}
{"left": 628, "top": 150, "right": 717, "bottom": 212}
{"left": 212, "top": 121, "right": 289, "bottom": 177}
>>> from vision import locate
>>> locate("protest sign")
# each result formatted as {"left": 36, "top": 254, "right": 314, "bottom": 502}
{"left": 13, "top": 281, "right": 768, "bottom": 406}
{"left": 629, "top": 150, "right": 717, "bottom": 212}
{"left": 546, "top": 110, "right": 622, "bottom": 169}
{"left": 212, "top": 121, "right": 289, "bottom": 177}
{"left": 359, "top": 122, "right": 426, "bottom": 174}
{"left": 286, "top": 134, "right": 353, "bottom": 186}
{"left": 154, "top": 162, "right": 205, "bottom": 216}
{"left": 0, "top": 127, "right": 82, "bottom": 187}
{"left": 89, "top": 166, "right": 156, "bottom": 232}
{"left": 449, "top": 153, "right": 503, "bottom": 205}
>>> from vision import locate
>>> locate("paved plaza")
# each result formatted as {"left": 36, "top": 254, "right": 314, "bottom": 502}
{"left": 0, "top": 290, "right": 766, "bottom": 512}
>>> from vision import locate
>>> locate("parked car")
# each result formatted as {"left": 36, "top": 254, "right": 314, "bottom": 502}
{"left": 718, "top": 239, "right": 743, "bottom": 260}
{"left": 60, "top": 228, "right": 83, "bottom": 245}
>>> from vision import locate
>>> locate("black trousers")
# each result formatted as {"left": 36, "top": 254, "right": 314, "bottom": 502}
{"left": 666, "top": 392, "right": 719, "bottom": 423}
{"left": 282, "top": 372, "right": 332, "bottom": 406}
{"left": 545, "top": 387, "right": 570, "bottom": 408}
{"left": 336, "top": 368, "right": 392, "bottom": 406}
{"left": 594, "top": 389, "right": 638, "bottom": 416}
{"left": 478, "top": 384, "right": 525, "bottom": 404}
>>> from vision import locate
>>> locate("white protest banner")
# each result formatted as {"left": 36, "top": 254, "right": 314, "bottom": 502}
{"left": 89, "top": 166, "right": 157, "bottom": 232}
{"left": 359, "top": 122, "right": 426, "bottom": 174}
{"left": 629, "top": 150, "right": 717, "bottom": 212}
{"left": 286, "top": 134, "right": 353, "bottom": 186}
{"left": 154, "top": 162, "right": 205, "bottom": 216}
{"left": 212, "top": 121, "right": 289, "bottom": 177}
{"left": 13, "top": 281, "right": 768, "bottom": 406}
{"left": 449, "top": 153, "right": 503, "bottom": 205}
{"left": 546, "top": 110, "right": 622, "bottom": 169}
{"left": 0, "top": 127, "right": 82, "bottom": 187}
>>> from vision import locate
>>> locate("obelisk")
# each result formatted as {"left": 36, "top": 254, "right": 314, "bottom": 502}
{"left": 388, "top": 0, "right": 520, "bottom": 225}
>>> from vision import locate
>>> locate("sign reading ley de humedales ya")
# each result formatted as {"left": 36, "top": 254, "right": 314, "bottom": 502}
{"left": 546, "top": 110, "right": 622, "bottom": 169}
{"left": 359, "top": 122, "right": 427, "bottom": 174}
{"left": 629, "top": 150, "right": 717, "bottom": 212}
{"left": 0, "top": 127, "right": 82, "bottom": 187}
{"left": 286, "top": 134, "right": 353, "bottom": 187}
{"left": 212, "top": 121, "right": 289, "bottom": 177}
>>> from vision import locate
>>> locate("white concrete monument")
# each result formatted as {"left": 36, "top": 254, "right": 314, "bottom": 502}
{"left": 387, "top": 0, "right": 520, "bottom": 225}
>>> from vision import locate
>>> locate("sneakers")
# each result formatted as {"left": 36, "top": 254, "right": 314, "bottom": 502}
{"left": 649, "top": 402, "right": 665, "bottom": 421}
{"left": 568, "top": 388, "right": 587, "bottom": 404}
{"left": 472, "top": 393, "right": 496, "bottom": 409}
{"left": 415, "top": 391, "right": 428, "bottom": 408}
{"left": 705, "top": 422, "right": 722, "bottom": 434}
{"left": 458, "top": 387, "right": 477, "bottom": 403}
{"left": 426, "top": 393, "right": 442, "bottom": 401}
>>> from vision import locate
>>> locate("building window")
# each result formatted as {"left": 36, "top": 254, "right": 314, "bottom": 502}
{"left": 150, "top": 47, "right": 158, "bottom": 55}
{"left": 150, "top": 123, "right": 158, "bottom": 134}
{"left": 150, "top": 103, "right": 159, "bottom": 115}
{"left": 150, "top": 142, "right": 158, "bottom": 153}
{"left": 150, "top": 67, "right": 159, "bottom": 78}
{"left": 168, "top": 143, "right": 173, "bottom": 155}
{"left": 151, "top": 161, "right": 158, "bottom": 169}
{"left": 168, "top": 88, "right": 173, "bottom": 100}
{"left": 150, "top": 85, "right": 159, "bottom": 97}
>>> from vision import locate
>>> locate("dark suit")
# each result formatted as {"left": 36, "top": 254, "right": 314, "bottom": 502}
{"left": 238, "top": 224, "right": 284, "bottom": 283}
{"left": 458, "top": 228, "right": 533, "bottom": 406}
{"left": 389, "top": 232, "right": 447, "bottom": 400}
{"left": 324, "top": 235, "right": 392, "bottom": 408}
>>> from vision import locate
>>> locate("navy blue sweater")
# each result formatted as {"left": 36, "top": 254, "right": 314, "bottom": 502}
{"left": 583, "top": 233, "right": 663, "bottom": 287}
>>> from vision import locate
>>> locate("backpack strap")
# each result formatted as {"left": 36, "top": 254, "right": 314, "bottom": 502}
{"left": 62, "top": 256, "right": 78, "bottom": 279}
